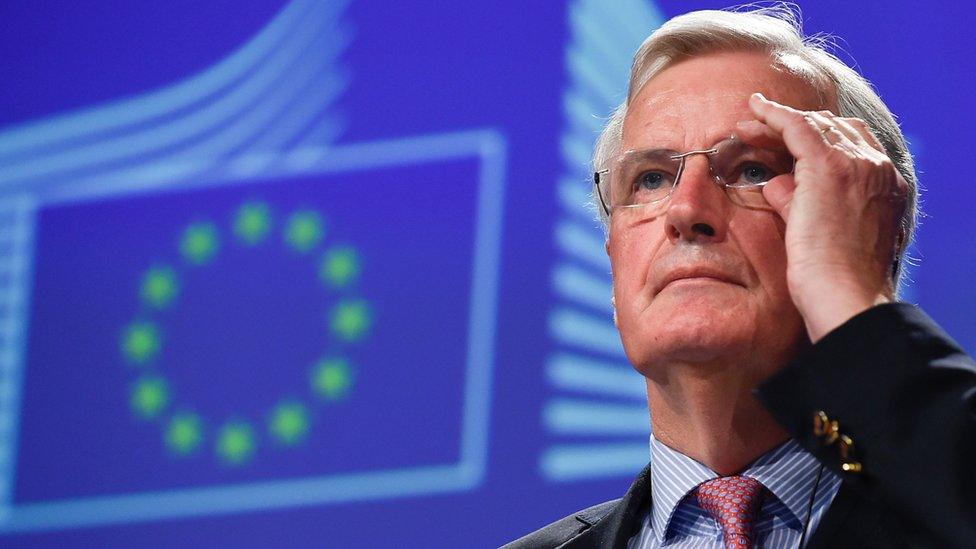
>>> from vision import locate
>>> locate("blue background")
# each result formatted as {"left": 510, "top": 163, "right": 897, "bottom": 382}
{"left": 0, "top": 1, "right": 972, "bottom": 547}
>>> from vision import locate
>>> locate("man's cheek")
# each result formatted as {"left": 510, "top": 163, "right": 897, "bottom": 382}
{"left": 616, "top": 265, "right": 651, "bottom": 311}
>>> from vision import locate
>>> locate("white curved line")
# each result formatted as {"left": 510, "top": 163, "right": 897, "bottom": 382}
{"left": 0, "top": 0, "right": 320, "bottom": 158}
{"left": 0, "top": 2, "right": 346, "bottom": 186}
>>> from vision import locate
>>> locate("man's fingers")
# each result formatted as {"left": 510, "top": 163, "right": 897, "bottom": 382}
{"left": 825, "top": 115, "right": 867, "bottom": 147}
{"left": 810, "top": 111, "right": 865, "bottom": 149}
{"left": 839, "top": 116, "right": 886, "bottom": 154}
{"left": 734, "top": 120, "right": 787, "bottom": 150}
{"left": 761, "top": 173, "right": 796, "bottom": 220}
{"left": 748, "top": 93, "right": 833, "bottom": 160}
{"left": 748, "top": 93, "right": 809, "bottom": 130}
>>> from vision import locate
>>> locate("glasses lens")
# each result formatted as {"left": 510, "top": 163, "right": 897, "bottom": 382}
{"left": 712, "top": 139, "right": 793, "bottom": 210}
{"left": 601, "top": 140, "right": 794, "bottom": 215}
{"left": 610, "top": 150, "right": 681, "bottom": 210}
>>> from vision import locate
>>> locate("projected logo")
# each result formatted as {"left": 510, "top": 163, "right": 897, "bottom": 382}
{"left": 119, "top": 202, "right": 369, "bottom": 466}
{"left": 541, "top": 0, "right": 664, "bottom": 482}
{"left": 0, "top": 0, "right": 505, "bottom": 534}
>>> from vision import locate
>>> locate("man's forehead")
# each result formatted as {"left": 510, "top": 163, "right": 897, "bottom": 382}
{"left": 623, "top": 87, "right": 755, "bottom": 148}
{"left": 621, "top": 51, "right": 828, "bottom": 150}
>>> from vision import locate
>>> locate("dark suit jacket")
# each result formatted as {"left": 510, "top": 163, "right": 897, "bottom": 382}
{"left": 504, "top": 304, "right": 976, "bottom": 548}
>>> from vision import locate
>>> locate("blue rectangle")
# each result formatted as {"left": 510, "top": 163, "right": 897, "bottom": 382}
{"left": 0, "top": 130, "right": 505, "bottom": 532}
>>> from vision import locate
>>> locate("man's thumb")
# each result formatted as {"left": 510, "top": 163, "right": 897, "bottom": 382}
{"left": 762, "top": 174, "right": 796, "bottom": 219}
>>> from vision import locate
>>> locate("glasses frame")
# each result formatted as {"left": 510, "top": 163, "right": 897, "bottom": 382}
{"left": 593, "top": 137, "right": 789, "bottom": 218}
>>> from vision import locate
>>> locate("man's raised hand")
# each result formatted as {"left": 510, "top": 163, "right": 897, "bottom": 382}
{"left": 739, "top": 92, "right": 909, "bottom": 342}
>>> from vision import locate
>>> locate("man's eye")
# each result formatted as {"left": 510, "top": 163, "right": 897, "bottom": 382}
{"left": 636, "top": 171, "right": 672, "bottom": 191}
{"left": 736, "top": 163, "right": 774, "bottom": 185}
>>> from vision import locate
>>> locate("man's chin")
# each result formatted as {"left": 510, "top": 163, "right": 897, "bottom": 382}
{"left": 647, "top": 331, "right": 750, "bottom": 365}
{"left": 623, "top": 303, "right": 756, "bottom": 370}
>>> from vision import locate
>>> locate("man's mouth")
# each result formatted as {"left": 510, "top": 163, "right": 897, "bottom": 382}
{"left": 655, "top": 266, "right": 744, "bottom": 295}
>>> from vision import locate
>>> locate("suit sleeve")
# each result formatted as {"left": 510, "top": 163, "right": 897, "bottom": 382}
{"left": 755, "top": 302, "right": 976, "bottom": 546}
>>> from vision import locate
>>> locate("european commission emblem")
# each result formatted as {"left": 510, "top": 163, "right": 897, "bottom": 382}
{"left": 0, "top": 130, "right": 504, "bottom": 533}
{"left": 119, "top": 200, "right": 369, "bottom": 466}
{"left": 0, "top": 0, "right": 505, "bottom": 533}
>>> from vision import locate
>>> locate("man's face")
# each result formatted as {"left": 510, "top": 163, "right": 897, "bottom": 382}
{"left": 609, "top": 50, "right": 831, "bottom": 383}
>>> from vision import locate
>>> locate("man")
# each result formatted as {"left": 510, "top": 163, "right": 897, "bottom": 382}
{"left": 506, "top": 6, "right": 976, "bottom": 549}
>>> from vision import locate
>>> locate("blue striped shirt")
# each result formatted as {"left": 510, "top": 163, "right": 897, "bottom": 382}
{"left": 627, "top": 435, "right": 841, "bottom": 548}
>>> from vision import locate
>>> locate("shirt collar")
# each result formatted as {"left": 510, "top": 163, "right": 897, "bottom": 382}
{"left": 649, "top": 434, "right": 716, "bottom": 543}
{"left": 649, "top": 434, "right": 823, "bottom": 543}
{"left": 742, "top": 438, "right": 826, "bottom": 529}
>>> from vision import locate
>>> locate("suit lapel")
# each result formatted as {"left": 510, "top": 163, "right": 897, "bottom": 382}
{"left": 561, "top": 464, "right": 652, "bottom": 548}
{"left": 805, "top": 480, "right": 905, "bottom": 549}
{"left": 805, "top": 480, "right": 860, "bottom": 549}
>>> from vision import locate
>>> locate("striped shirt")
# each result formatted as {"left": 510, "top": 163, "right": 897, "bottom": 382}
{"left": 627, "top": 435, "right": 842, "bottom": 548}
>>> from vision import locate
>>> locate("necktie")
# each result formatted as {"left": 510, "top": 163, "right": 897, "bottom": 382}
{"left": 694, "top": 476, "right": 766, "bottom": 549}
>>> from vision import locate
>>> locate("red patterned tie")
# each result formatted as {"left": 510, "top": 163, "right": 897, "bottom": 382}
{"left": 694, "top": 476, "right": 766, "bottom": 549}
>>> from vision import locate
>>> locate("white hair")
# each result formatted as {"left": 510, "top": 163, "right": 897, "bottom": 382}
{"left": 593, "top": 3, "right": 919, "bottom": 284}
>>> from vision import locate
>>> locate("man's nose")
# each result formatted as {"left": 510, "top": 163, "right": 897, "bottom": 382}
{"left": 664, "top": 156, "right": 731, "bottom": 243}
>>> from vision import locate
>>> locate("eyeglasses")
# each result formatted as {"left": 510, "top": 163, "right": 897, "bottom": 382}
{"left": 593, "top": 136, "right": 794, "bottom": 217}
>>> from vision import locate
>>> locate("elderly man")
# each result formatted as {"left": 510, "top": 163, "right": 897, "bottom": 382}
{"left": 506, "top": 6, "right": 975, "bottom": 549}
